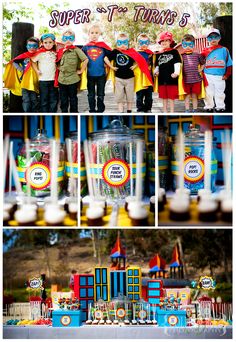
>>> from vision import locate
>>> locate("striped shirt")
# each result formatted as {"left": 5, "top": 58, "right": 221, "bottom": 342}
{"left": 182, "top": 52, "right": 205, "bottom": 84}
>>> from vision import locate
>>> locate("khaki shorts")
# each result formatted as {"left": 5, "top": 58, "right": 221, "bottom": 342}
{"left": 115, "top": 77, "right": 134, "bottom": 103}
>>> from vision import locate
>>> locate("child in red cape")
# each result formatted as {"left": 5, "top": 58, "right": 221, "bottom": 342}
{"left": 3, "top": 36, "right": 39, "bottom": 112}
{"left": 82, "top": 24, "right": 113, "bottom": 113}
{"left": 56, "top": 29, "right": 88, "bottom": 113}
{"left": 31, "top": 33, "right": 58, "bottom": 112}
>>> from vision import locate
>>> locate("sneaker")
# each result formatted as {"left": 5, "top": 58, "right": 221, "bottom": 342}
{"left": 192, "top": 109, "right": 197, "bottom": 113}
{"left": 204, "top": 108, "right": 214, "bottom": 113}
{"left": 185, "top": 109, "right": 190, "bottom": 113}
{"left": 145, "top": 110, "right": 152, "bottom": 113}
{"left": 215, "top": 108, "right": 225, "bottom": 113}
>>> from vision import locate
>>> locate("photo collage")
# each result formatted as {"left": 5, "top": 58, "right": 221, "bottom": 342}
{"left": 2, "top": 1, "right": 234, "bottom": 341}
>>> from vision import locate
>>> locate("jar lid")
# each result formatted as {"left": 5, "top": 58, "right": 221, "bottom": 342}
{"left": 89, "top": 119, "right": 143, "bottom": 141}
{"left": 30, "top": 129, "right": 49, "bottom": 146}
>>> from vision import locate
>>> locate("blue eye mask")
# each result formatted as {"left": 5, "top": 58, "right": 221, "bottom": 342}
{"left": 26, "top": 43, "right": 38, "bottom": 50}
{"left": 62, "top": 35, "right": 75, "bottom": 42}
{"left": 207, "top": 35, "right": 221, "bottom": 41}
{"left": 139, "top": 39, "right": 150, "bottom": 46}
{"left": 117, "top": 39, "right": 129, "bottom": 47}
{"left": 182, "top": 41, "right": 194, "bottom": 49}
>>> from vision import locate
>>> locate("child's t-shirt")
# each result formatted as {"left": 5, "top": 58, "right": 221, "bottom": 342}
{"left": 137, "top": 51, "right": 152, "bottom": 66}
{"left": 82, "top": 45, "right": 108, "bottom": 77}
{"left": 32, "top": 51, "right": 57, "bottom": 81}
{"left": 58, "top": 47, "right": 87, "bottom": 85}
{"left": 204, "top": 47, "right": 233, "bottom": 76}
{"left": 182, "top": 52, "right": 205, "bottom": 84}
{"left": 109, "top": 49, "right": 135, "bottom": 79}
{"left": 155, "top": 49, "right": 181, "bottom": 86}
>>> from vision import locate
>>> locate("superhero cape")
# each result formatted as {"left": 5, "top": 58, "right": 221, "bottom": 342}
{"left": 54, "top": 45, "right": 77, "bottom": 87}
{"left": 201, "top": 44, "right": 224, "bottom": 58}
{"left": 80, "top": 41, "right": 112, "bottom": 90}
{"left": 152, "top": 49, "right": 186, "bottom": 99}
{"left": 179, "top": 52, "right": 207, "bottom": 100}
{"left": 3, "top": 51, "right": 39, "bottom": 96}
{"left": 107, "top": 48, "right": 154, "bottom": 93}
{"left": 134, "top": 49, "right": 154, "bottom": 92}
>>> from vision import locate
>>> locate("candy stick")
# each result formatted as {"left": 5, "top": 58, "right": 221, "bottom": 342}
{"left": 221, "top": 130, "right": 232, "bottom": 193}
{"left": 25, "top": 139, "right": 31, "bottom": 203}
{"left": 9, "top": 141, "right": 22, "bottom": 196}
{"left": 84, "top": 140, "right": 95, "bottom": 200}
{"left": 66, "top": 138, "right": 75, "bottom": 197}
{"left": 8, "top": 141, "right": 13, "bottom": 194}
{"left": 177, "top": 129, "right": 185, "bottom": 191}
{"left": 135, "top": 140, "right": 143, "bottom": 202}
{"left": 204, "top": 130, "right": 212, "bottom": 191}
{"left": 212, "top": 298, "right": 215, "bottom": 321}
{"left": 50, "top": 139, "right": 59, "bottom": 204}
{"left": 3, "top": 135, "right": 10, "bottom": 191}
{"left": 133, "top": 303, "right": 135, "bottom": 320}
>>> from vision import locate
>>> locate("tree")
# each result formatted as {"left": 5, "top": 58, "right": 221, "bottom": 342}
{"left": 199, "top": 3, "right": 232, "bottom": 27}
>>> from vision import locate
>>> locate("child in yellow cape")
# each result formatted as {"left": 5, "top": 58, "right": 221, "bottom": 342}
{"left": 3, "top": 36, "right": 39, "bottom": 112}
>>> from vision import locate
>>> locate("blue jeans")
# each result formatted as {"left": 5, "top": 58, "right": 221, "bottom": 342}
{"left": 59, "top": 82, "right": 78, "bottom": 113}
{"left": 87, "top": 75, "right": 106, "bottom": 113}
{"left": 39, "top": 81, "right": 58, "bottom": 112}
{"left": 22, "top": 89, "right": 39, "bottom": 112}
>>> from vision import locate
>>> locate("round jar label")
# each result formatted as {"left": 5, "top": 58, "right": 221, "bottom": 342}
{"left": 138, "top": 309, "right": 147, "bottom": 319}
{"left": 184, "top": 156, "right": 204, "bottom": 183}
{"left": 102, "top": 159, "right": 130, "bottom": 187}
{"left": 167, "top": 315, "right": 178, "bottom": 326}
{"left": 60, "top": 315, "right": 71, "bottom": 326}
{"left": 25, "top": 162, "right": 50, "bottom": 190}
{"left": 116, "top": 307, "right": 126, "bottom": 318}
{"left": 94, "top": 310, "right": 103, "bottom": 319}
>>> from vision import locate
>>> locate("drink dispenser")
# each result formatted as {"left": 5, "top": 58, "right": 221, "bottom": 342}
{"left": 87, "top": 119, "right": 145, "bottom": 202}
{"left": 16, "top": 129, "right": 65, "bottom": 197}
{"left": 171, "top": 125, "right": 217, "bottom": 194}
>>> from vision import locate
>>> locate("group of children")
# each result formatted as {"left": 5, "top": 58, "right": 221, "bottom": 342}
{"left": 4, "top": 25, "right": 232, "bottom": 113}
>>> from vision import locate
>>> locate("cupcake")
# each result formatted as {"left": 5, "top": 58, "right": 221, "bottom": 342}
{"left": 221, "top": 198, "right": 232, "bottom": 223}
{"left": 139, "top": 319, "right": 146, "bottom": 325}
{"left": 124, "top": 196, "right": 136, "bottom": 212}
{"left": 92, "top": 199, "right": 107, "bottom": 216}
{"left": 152, "top": 319, "right": 157, "bottom": 325}
{"left": 146, "top": 319, "right": 152, "bottom": 325}
{"left": 150, "top": 196, "right": 155, "bottom": 213}
{"left": 197, "top": 189, "right": 212, "bottom": 202}
{"left": 113, "top": 319, "right": 119, "bottom": 325}
{"left": 215, "top": 190, "right": 231, "bottom": 210}
{"left": 3, "top": 210, "right": 10, "bottom": 226}
{"left": 3, "top": 203, "right": 14, "bottom": 220}
{"left": 86, "top": 206, "right": 104, "bottom": 226}
{"left": 68, "top": 202, "right": 78, "bottom": 221}
{"left": 99, "top": 319, "right": 105, "bottom": 325}
{"left": 124, "top": 319, "right": 130, "bottom": 325}
{"left": 86, "top": 319, "right": 92, "bottom": 325}
{"left": 175, "top": 188, "right": 190, "bottom": 197}
{"left": 129, "top": 204, "right": 148, "bottom": 226}
{"left": 198, "top": 198, "right": 218, "bottom": 222}
{"left": 92, "top": 319, "right": 99, "bottom": 325}
{"left": 44, "top": 204, "right": 66, "bottom": 226}
{"left": 169, "top": 198, "right": 190, "bottom": 221}
{"left": 14, "top": 206, "right": 37, "bottom": 226}
{"left": 106, "top": 319, "right": 112, "bottom": 325}
{"left": 131, "top": 319, "right": 137, "bottom": 325}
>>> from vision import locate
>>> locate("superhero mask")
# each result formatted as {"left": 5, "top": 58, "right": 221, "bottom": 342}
{"left": 138, "top": 39, "right": 150, "bottom": 46}
{"left": 26, "top": 43, "right": 38, "bottom": 50}
{"left": 182, "top": 41, "right": 194, "bottom": 49}
{"left": 207, "top": 34, "right": 221, "bottom": 41}
{"left": 62, "top": 35, "right": 75, "bottom": 42}
{"left": 117, "top": 39, "right": 129, "bottom": 47}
